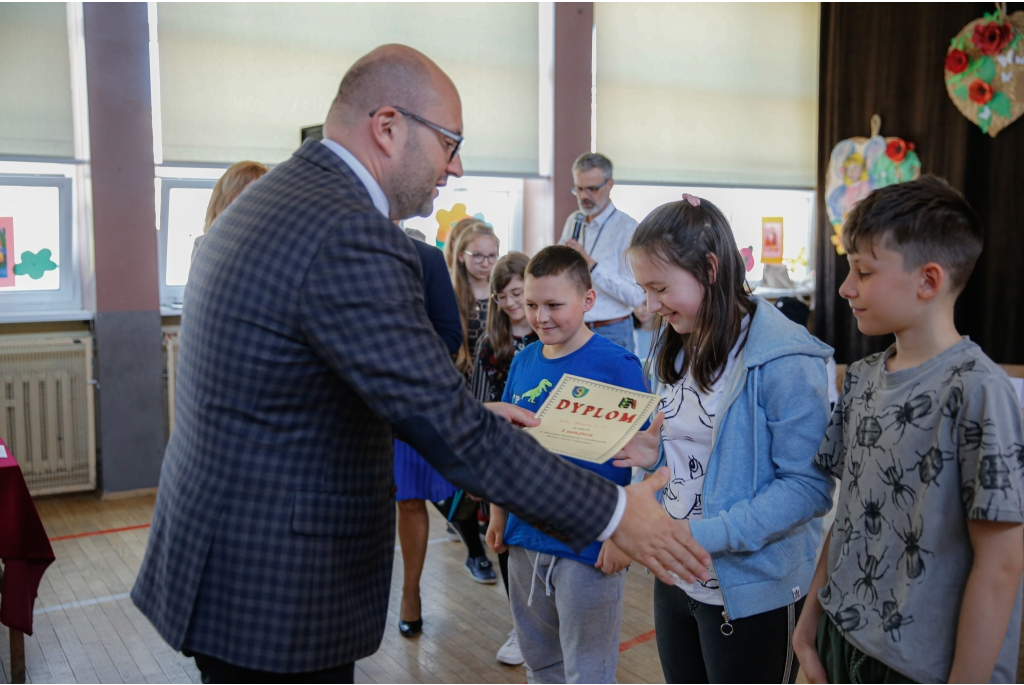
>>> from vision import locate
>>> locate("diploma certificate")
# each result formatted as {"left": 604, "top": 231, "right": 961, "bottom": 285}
{"left": 524, "top": 374, "right": 660, "bottom": 464}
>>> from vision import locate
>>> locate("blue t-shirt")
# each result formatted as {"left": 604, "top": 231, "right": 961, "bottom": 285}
{"left": 501, "top": 333, "right": 648, "bottom": 565}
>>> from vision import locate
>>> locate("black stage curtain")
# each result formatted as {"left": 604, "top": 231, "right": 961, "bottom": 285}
{"left": 815, "top": 3, "right": 1024, "bottom": 364}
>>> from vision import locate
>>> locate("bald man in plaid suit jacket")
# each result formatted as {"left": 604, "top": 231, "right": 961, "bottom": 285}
{"left": 133, "top": 46, "right": 707, "bottom": 681}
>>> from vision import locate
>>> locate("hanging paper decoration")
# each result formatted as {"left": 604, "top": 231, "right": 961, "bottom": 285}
{"left": 433, "top": 204, "right": 492, "bottom": 249}
{"left": 824, "top": 115, "right": 921, "bottom": 255}
{"left": 944, "top": 3, "right": 1024, "bottom": 137}
{"left": 434, "top": 203, "right": 471, "bottom": 248}
{"left": 761, "top": 218, "right": 784, "bottom": 264}
{"left": 0, "top": 218, "right": 14, "bottom": 287}
{"left": 739, "top": 246, "right": 755, "bottom": 273}
{"left": 13, "top": 249, "right": 58, "bottom": 280}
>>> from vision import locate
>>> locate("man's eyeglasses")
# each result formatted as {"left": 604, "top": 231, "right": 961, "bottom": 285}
{"left": 464, "top": 250, "right": 498, "bottom": 265}
{"left": 571, "top": 178, "right": 611, "bottom": 196}
{"left": 370, "top": 106, "right": 464, "bottom": 162}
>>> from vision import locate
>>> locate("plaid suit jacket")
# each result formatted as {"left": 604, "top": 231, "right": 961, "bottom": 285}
{"left": 131, "top": 140, "right": 620, "bottom": 672}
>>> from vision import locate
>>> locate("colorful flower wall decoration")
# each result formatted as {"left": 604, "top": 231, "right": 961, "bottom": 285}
{"left": 944, "top": 5, "right": 1024, "bottom": 137}
{"left": 433, "top": 204, "right": 492, "bottom": 249}
{"left": 13, "top": 249, "right": 58, "bottom": 280}
{"left": 824, "top": 115, "right": 922, "bottom": 255}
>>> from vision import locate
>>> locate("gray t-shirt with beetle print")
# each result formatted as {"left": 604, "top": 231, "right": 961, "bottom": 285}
{"left": 815, "top": 338, "right": 1024, "bottom": 683}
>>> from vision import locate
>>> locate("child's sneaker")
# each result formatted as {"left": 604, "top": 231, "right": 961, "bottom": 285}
{"left": 465, "top": 555, "right": 497, "bottom": 584}
{"left": 496, "top": 628, "right": 524, "bottom": 665}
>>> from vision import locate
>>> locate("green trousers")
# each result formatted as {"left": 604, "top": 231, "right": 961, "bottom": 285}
{"left": 817, "top": 613, "right": 917, "bottom": 684}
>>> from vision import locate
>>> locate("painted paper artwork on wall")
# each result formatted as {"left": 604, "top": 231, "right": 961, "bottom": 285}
{"left": 0, "top": 218, "right": 13, "bottom": 287}
{"left": 944, "top": 4, "right": 1024, "bottom": 137}
{"left": 761, "top": 218, "right": 784, "bottom": 264}
{"left": 824, "top": 115, "right": 921, "bottom": 255}
{"left": 14, "top": 249, "right": 58, "bottom": 280}
{"left": 432, "top": 203, "right": 493, "bottom": 249}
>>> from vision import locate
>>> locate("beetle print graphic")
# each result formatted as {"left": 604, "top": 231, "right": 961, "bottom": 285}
{"left": 960, "top": 418, "right": 996, "bottom": 452}
{"left": 882, "top": 383, "right": 935, "bottom": 443}
{"left": 971, "top": 493, "right": 997, "bottom": 520}
{"left": 847, "top": 459, "right": 864, "bottom": 497}
{"left": 816, "top": 442, "right": 842, "bottom": 475}
{"left": 979, "top": 453, "right": 1012, "bottom": 492}
{"left": 859, "top": 490, "right": 888, "bottom": 537}
{"left": 836, "top": 516, "right": 862, "bottom": 557}
{"left": 855, "top": 416, "right": 884, "bottom": 449}
{"left": 895, "top": 514, "right": 932, "bottom": 579}
{"left": 854, "top": 382, "right": 878, "bottom": 411}
{"left": 942, "top": 385, "right": 964, "bottom": 420}
{"left": 879, "top": 453, "right": 916, "bottom": 509}
{"left": 830, "top": 589, "right": 869, "bottom": 632}
{"left": 875, "top": 590, "right": 914, "bottom": 642}
{"left": 911, "top": 447, "right": 953, "bottom": 488}
{"left": 1011, "top": 443, "right": 1024, "bottom": 471}
{"left": 854, "top": 545, "right": 889, "bottom": 604}
{"left": 943, "top": 359, "right": 976, "bottom": 385}
{"left": 961, "top": 480, "right": 977, "bottom": 518}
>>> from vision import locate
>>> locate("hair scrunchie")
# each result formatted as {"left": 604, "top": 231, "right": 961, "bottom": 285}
{"left": 682, "top": 193, "right": 701, "bottom": 207}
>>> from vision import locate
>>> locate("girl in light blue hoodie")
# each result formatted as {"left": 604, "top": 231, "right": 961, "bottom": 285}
{"left": 614, "top": 194, "right": 834, "bottom": 683}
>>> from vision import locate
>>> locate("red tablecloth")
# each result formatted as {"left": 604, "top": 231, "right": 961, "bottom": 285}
{"left": 0, "top": 435, "right": 54, "bottom": 635}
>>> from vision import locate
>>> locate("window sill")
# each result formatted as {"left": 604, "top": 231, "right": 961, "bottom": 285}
{"left": 0, "top": 309, "right": 95, "bottom": 324}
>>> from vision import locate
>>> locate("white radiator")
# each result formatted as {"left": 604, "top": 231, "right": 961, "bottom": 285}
{"left": 164, "top": 325, "right": 181, "bottom": 431}
{"left": 0, "top": 334, "right": 96, "bottom": 495}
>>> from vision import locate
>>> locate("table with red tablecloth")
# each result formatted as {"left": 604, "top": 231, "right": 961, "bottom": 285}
{"left": 0, "top": 435, "right": 55, "bottom": 683}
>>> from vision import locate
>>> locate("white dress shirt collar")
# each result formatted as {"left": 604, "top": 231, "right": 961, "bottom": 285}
{"left": 320, "top": 139, "right": 390, "bottom": 219}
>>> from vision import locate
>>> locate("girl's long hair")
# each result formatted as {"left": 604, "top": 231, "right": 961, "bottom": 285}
{"left": 628, "top": 198, "right": 755, "bottom": 392}
{"left": 486, "top": 252, "right": 530, "bottom": 364}
{"left": 443, "top": 217, "right": 474, "bottom": 270}
{"left": 449, "top": 219, "right": 499, "bottom": 371}
{"left": 204, "top": 161, "right": 269, "bottom": 233}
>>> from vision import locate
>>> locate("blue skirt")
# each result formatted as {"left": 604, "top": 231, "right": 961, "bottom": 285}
{"left": 394, "top": 440, "right": 456, "bottom": 502}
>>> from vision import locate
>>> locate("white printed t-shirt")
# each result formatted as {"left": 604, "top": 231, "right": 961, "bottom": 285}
{"left": 660, "top": 320, "right": 747, "bottom": 604}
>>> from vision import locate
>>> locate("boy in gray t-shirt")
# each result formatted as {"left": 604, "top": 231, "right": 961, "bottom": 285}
{"left": 794, "top": 177, "right": 1024, "bottom": 684}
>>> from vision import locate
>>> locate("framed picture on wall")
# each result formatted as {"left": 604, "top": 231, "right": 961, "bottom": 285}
{"left": 0, "top": 218, "right": 13, "bottom": 287}
{"left": 761, "top": 217, "right": 783, "bottom": 264}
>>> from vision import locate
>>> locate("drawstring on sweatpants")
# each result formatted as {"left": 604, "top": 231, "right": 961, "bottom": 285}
{"left": 526, "top": 551, "right": 558, "bottom": 606}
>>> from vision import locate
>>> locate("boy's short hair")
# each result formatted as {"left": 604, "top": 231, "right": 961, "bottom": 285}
{"left": 842, "top": 175, "right": 983, "bottom": 292}
{"left": 526, "top": 245, "right": 592, "bottom": 295}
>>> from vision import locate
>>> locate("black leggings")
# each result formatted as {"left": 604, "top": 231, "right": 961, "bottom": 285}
{"left": 653, "top": 578, "right": 803, "bottom": 684}
{"left": 454, "top": 517, "right": 486, "bottom": 559}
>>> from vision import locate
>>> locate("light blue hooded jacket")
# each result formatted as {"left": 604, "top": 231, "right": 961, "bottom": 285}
{"left": 664, "top": 296, "right": 834, "bottom": 621}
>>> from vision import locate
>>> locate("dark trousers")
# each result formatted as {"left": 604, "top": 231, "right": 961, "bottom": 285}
{"left": 499, "top": 549, "right": 510, "bottom": 597}
{"left": 817, "top": 613, "right": 916, "bottom": 683}
{"left": 653, "top": 578, "right": 803, "bottom": 683}
{"left": 193, "top": 653, "right": 354, "bottom": 684}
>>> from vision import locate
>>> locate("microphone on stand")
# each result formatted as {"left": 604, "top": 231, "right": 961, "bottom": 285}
{"left": 571, "top": 212, "right": 584, "bottom": 242}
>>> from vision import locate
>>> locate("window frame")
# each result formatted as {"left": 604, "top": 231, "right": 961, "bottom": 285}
{"left": 0, "top": 172, "right": 81, "bottom": 320}
{"left": 157, "top": 176, "right": 216, "bottom": 311}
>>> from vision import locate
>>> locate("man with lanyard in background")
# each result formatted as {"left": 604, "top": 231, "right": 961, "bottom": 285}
{"left": 560, "top": 152, "right": 644, "bottom": 353}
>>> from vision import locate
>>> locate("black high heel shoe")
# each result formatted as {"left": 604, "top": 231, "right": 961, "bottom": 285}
{"left": 399, "top": 618, "right": 423, "bottom": 638}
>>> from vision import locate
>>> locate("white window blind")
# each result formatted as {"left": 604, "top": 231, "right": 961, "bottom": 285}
{"left": 156, "top": 2, "right": 540, "bottom": 174}
{"left": 0, "top": 3, "right": 75, "bottom": 159}
{"left": 594, "top": 3, "right": 820, "bottom": 188}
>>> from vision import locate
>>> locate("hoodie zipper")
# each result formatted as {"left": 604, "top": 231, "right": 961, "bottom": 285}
{"left": 703, "top": 363, "right": 747, "bottom": 632}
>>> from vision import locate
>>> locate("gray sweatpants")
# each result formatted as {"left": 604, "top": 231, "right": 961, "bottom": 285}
{"left": 507, "top": 545, "right": 626, "bottom": 684}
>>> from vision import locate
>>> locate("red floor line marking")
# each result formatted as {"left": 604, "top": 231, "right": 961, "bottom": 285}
{"left": 49, "top": 523, "right": 152, "bottom": 542}
{"left": 619, "top": 629, "right": 656, "bottom": 652}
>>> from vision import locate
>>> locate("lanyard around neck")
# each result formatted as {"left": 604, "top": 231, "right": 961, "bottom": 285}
{"left": 584, "top": 208, "right": 617, "bottom": 256}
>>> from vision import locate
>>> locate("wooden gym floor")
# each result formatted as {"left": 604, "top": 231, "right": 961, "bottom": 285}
{"left": 0, "top": 493, "right": 665, "bottom": 684}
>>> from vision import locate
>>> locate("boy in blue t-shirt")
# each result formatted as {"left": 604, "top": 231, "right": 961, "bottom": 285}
{"left": 486, "top": 245, "right": 648, "bottom": 684}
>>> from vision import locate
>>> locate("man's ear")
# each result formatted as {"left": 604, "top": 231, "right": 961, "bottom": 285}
{"left": 918, "top": 262, "right": 947, "bottom": 301}
{"left": 369, "top": 107, "right": 400, "bottom": 157}
{"left": 582, "top": 288, "right": 597, "bottom": 313}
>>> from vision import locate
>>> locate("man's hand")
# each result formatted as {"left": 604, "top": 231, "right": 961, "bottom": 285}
{"left": 596, "top": 539, "right": 631, "bottom": 575}
{"left": 486, "top": 505, "right": 508, "bottom": 553}
{"left": 611, "top": 467, "right": 712, "bottom": 585}
{"left": 485, "top": 402, "right": 539, "bottom": 428}
{"left": 565, "top": 239, "right": 597, "bottom": 269}
{"left": 612, "top": 412, "right": 663, "bottom": 469}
